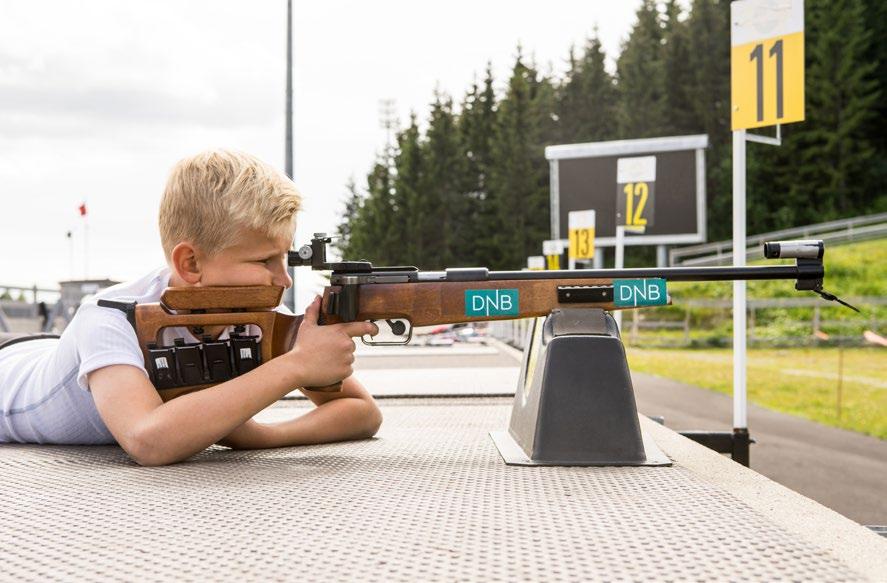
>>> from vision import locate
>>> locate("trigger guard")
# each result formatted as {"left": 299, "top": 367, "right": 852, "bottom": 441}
{"left": 360, "top": 318, "right": 413, "bottom": 346}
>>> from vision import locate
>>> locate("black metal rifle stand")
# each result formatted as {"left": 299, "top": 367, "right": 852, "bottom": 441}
{"left": 679, "top": 427, "right": 752, "bottom": 467}
{"left": 490, "top": 308, "right": 671, "bottom": 467}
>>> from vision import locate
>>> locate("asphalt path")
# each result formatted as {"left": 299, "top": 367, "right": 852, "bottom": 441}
{"left": 351, "top": 340, "right": 887, "bottom": 526}
{"left": 631, "top": 371, "right": 887, "bottom": 527}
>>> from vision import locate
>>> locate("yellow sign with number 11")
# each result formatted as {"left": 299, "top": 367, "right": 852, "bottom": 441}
{"left": 731, "top": 0, "right": 805, "bottom": 130}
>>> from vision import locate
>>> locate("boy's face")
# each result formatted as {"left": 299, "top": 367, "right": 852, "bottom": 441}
{"left": 177, "top": 226, "right": 295, "bottom": 289}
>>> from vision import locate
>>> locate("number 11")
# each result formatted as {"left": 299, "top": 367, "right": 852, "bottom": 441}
{"left": 750, "top": 39, "right": 784, "bottom": 122}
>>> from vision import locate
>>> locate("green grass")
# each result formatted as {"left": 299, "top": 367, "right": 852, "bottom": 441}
{"left": 625, "top": 346, "right": 887, "bottom": 439}
{"left": 627, "top": 239, "right": 887, "bottom": 345}
{"left": 670, "top": 238, "right": 887, "bottom": 299}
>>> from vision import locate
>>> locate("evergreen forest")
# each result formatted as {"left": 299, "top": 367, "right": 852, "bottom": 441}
{"left": 336, "top": 0, "right": 885, "bottom": 269}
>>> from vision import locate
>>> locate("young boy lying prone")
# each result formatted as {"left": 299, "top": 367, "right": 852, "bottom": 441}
{"left": 0, "top": 150, "right": 381, "bottom": 465}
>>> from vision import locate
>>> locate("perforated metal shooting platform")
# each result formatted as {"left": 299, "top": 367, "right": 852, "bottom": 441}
{"left": 1, "top": 398, "right": 884, "bottom": 581}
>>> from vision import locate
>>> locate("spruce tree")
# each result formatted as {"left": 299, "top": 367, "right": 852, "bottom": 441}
{"left": 422, "top": 92, "right": 468, "bottom": 267}
{"left": 391, "top": 114, "right": 425, "bottom": 265}
{"left": 686, "top": 0, "right": 731, "bottom": 148}
{"left": 458, "top": 66, "right": 498, "bottom": 265}
{"left": 355, "top": 153, "right": 397, "bottom": 263}
{"left": 780, "top": 0, "right": 880, "bottom": 220}
{"left": 334, "top": 178, "right": 363, "bottom": 259}
{"left": 686, "top": 0, "right": 731, "bottom": 239}
{"left": 617, "top": 0, "right": 667, "bottom": 138}
{"left": 662, "top": 0, "right": 699, "bottom": 135}
{"left": 860, "top": 0, "right": 887, "bottom": 206}
{"left": 489, "top": 49, "right": 553, "bottom": 268}
{"left": 557, "top": 33, "right": 619, "bottom": 143}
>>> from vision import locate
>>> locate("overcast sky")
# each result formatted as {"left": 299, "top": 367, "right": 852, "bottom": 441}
{"left": 0, "top": 0, "right": 646, "bottom": 307}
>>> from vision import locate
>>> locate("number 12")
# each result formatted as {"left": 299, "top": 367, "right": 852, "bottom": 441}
{"left": 623, "top": 182, "right": 648, "bottom": 226}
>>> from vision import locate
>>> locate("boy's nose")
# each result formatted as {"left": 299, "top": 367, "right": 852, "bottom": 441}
{"left": 273, "top": 268, "right": 293, "bottom": 289}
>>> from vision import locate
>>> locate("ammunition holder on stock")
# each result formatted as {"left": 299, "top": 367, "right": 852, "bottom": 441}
{"left": 145, "top": 334, "right": 261, "bottom": 391}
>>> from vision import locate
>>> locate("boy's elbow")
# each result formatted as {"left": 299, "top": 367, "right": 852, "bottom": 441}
{"left": 127, "top": 440, "right": 169, "bottom": 467}
{"left": 132, "top": 452, "right": 169, "bottom": 467}
{"left": 123, "top": 427, "right": 176, "bottom": 467}
{"left": 360, "top": 401, "right": 383, "bottom": 439}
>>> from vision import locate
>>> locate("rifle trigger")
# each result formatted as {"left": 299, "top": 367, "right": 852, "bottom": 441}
{"left": 387, "top": 319, "right": 407, "bottom": 336}
{"left": 326, "top": 291, "right": 339, "bottom": 315}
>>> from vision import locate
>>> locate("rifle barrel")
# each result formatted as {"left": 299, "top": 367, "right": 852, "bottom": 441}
{"left": 417, "top": 263, "right": 821, "bottom": 284}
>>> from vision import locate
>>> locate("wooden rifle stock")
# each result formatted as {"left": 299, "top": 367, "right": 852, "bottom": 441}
{"left": 320, "top": 277, "right": 654, "bottom": 326}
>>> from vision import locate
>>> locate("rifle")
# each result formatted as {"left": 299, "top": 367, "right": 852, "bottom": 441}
{"left": 288, "top": 234, "right": 857, "bottom": 343}
{"left": 104, "top": 236, "right": 856, "bottom": 400}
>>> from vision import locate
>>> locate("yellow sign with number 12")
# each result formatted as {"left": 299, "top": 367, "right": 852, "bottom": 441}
{"left": 731, "top": 0, "right": 805, "bottom": 130}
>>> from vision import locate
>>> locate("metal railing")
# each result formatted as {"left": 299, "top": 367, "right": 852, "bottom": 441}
{"left": 669, "top": 213, "right": 887, "bottom": 266}
{"left": 626, "top": 296, "right": 885, "bottom": 347}
{"left": 0, "top": 285, "right": 62, "bottom": 333}
{"left": 0, "top": 284, "right": 60, "bottom": 303}
{"left": 488, "top": 319, "right": 534, "bottom": 351}
{"left": 488, "top": 297, "right": 886, "bottom": 350}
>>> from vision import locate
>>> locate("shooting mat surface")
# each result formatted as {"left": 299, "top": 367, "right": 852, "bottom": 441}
{"left": 0, "top": 398, "right": 882, "bottom": 581}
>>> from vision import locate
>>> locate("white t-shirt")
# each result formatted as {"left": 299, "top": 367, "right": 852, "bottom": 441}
{"left": 0, "top": 267, "right": 288, "bottom": 445}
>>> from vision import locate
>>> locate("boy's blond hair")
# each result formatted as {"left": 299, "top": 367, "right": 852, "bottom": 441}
{"left": 159, "top": 149, "right": 302, "bottom": 259}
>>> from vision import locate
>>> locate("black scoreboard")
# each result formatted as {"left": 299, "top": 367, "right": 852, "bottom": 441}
{"left": 546, "top": 135, "right": 708, "bottom": 247}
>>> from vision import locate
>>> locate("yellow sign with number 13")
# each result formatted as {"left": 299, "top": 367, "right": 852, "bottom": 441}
{"left": 568, "top": 210, "right": 595, "bottom": 260}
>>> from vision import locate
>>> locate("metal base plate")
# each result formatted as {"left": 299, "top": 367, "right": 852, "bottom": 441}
{"left": 490, "top": 419, "right": 672, "bottom": 466}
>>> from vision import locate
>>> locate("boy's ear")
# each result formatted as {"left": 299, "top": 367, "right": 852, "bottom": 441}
{"left": 170, "top": 242, "right": 202, "bottom": 285}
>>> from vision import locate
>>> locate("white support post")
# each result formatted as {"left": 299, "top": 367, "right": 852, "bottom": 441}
{"left": 68, "top": 232, "right": 75, "bottom": 280}
{"left": 83, "top": 215, "right": 89, "bottom": 279}
{"left": 732, "top": 129, "right": 748, "bottom": 430}
{"left": 656, "top": 245, "right": 667, "bottom": 267}
{"left": 614, "top": 226, "right": 625, "bottom": 331}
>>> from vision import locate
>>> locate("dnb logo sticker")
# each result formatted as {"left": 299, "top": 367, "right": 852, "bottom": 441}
{"left": 465, "top": 289, "right": 519, "bottom": 317}
{"left": 613, "top": 279, "right": 668, "bottom": 307}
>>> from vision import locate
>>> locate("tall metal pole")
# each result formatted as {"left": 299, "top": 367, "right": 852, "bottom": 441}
{"left": 285, "top": 0, "right": 296, "bottom": 312}
{"left": 82, "top": 201, "right": 89, "bottom": 280}
{"left": 285, "top": 0, "right": 292, "bottom": 180}
{"left": 732, "top": 129, "right": 748, "bottom": 431}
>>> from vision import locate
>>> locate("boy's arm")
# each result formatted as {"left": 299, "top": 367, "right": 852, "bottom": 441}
{"left": 89, "top": 358, "right": 297, "bottom": 465}
{"left": 88, "top": 298, "right": 376, "bottom": 466}
{"left": 215, "top": 375, "right": 381, "bottom": 450}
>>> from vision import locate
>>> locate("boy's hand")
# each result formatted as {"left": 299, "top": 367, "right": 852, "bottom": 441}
{"left": 286, "top": 296, "right": 378, "bottom": 388}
